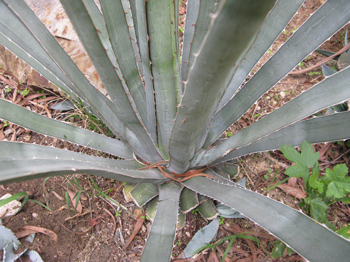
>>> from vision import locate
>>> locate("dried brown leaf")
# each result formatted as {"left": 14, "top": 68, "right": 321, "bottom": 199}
{"left": 15, "top": 225, "right": 57, "bottom": 242}
{"left": 208, "top": 250, "right": 220, "bottom": 262}
{"left": 124, "top": 213, "right": 145, "bottom": 250}
{"left": 67, "top": 189, "right": 82, "bottom": 213}
{"left": 288, "top": 177, "right": 297, "bottom": 187}
{"left": 277, "top": 184, "right": 306, "bottom": 199}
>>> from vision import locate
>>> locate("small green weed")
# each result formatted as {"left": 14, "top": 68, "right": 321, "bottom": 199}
{"left": 226, "top": 131, "right": 233, "bottom": 137}
{"left": 36, "top": 90, "right": 46, "bottom": 99}
{"left": 280, "top": 140, "right": 350, "bottom": 231}
{"left": 0, "top": 191, "right": 52, "bottom": 214}
{"left": 191, "top": 208, "right": 199, "bottom": 216}
{"left": 196, "top": 233, "right": 259, "bottom": 262}
{"left": 270, "top": 240, "right": 293, "bottom": 259}
{"left": 2, "top": 120, "right": 9, "bottom": 127}
{"left": 115, "top": 210, "right": 122, "bottom": 217}
{"left": 18, "top": 88, "right": 30, "bottom": 97}
{"left": 4, "top": 86, "right": 11, "bottom": 93}
{"left": 268, "top": 140, "right": 350, "bottom": 258}
{"left": 175, "top": 239, "right": 182, "bottom": 246}
{"left": 308, "top": 71, "right": 321, "bottom": 76}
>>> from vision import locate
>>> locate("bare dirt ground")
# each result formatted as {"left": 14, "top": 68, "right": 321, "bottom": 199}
{"left": 1, "top": 0, "right": 349, "bottom": 261}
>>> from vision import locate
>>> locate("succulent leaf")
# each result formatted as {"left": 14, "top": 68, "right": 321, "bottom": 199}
{"left": 0, "top": 99, "right": 133, "bottom": 159}
{"left": 197, "top": 196, "right": 219, "bottom": 220}
{"left": 217, "top": 0, "right": 304, "bottom": 111}
{"left": 169, "top": 0, "right": 277, "bottom": 173}
{"left": 193, "top": 65, "right": 350, "bottom": 167}
{"left": 141, "top": 182, "right": 182, "bottom": 262}
{"left": 183, "top": 177, "right": 350, "bottom": 261}
{"left": 205, "top": 0, "right": 350, "bottom": 147}
{"left": 212, "top": 111, "right": 350, "bottom": 165}
{"left": 130, "top": 183, "right": 159, "bottom": 207}
{"left": 146, "top": 0, "right": 180, "bottom": 155}
{"left": 182, "top": 218, "right": 220, "bottom": 258}
{"left": 179, "top": 188, "right": 199, "bottom": 214}
{"left": 146, "top": 196, "right": 159, "bottom": 221}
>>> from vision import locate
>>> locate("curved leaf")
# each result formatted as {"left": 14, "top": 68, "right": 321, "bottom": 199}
{"left": 206, "top": 0, "right": 350, "bottom": 147}
{"left": 0, "top": 0, "right": 156, "bottom": 161}
{"left": 134, "top": 0, "right": 157, "bottom": 142}
{"left": 0, "top": 142, "right": 166, "bottom": 184}
{"left": 192, "top": 66, "right": 350, "bottom": 167}
{"left": 99, "top": 0, "right": 147, "bottom": 126}
{"left": 182, "top": 218, "right": 220, "bottom": 258}
{"left": 216, "top": 0, "right": 304, "bottom": 111}
{"left": 183, "top": 177, "right": 350, "bottom": 261}
{"left": 212, "top": 111, "right": 350, "bottom": 165}
{"left": 0, "top": 99, "right": 133, "bottom": 159}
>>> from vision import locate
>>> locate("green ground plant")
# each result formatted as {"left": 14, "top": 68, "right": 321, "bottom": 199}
{"left": 270, "top": 140, "right": 350, "bottom": 259}
{"left": 1, "top": 0, "right": 350, "bottom": 261}
{"left": 281, "top": 140, "right": 350, "bottom": 232}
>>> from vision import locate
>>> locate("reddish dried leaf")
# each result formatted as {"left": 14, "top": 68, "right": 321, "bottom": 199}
{"left": 288, "top": 177, "right": 297, "bottom": 187}
{"left": 15, "top": 225, "right": 57, "bottom": 242}
{"left": 124, "top": 213, "right": 145, "bottom": 249}
{"left": 0, "top": 129, "right": 4, "bottom": 140}
{"left": 208, "top": 251, "right": 220, "bottom": 262}
{"left": 277, "top": 184, "right": 306, "bottom": 199}
{"left": 67, "top": 189, "right": 83, "bottom": 213}
{"left": 246, "top": 239, "right": 257, "bottom": 262}
{"left": 318, "top": 143, "right": 331, "bottom": 160}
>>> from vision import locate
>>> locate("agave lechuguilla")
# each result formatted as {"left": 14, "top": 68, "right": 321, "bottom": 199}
{"left": 1, "top": 0, "right": 350, "bottom": 261}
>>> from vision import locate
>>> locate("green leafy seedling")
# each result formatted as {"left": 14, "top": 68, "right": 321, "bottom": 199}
{"left": 325, "top": 164, "right": 350, "bottom": 198}
{"left": 115, "top": 210, "right": 122, "bottom": 217}
{"left": 280, "top": 140, "right": 319, "bottom": 183}
{"left": 270, "top": 240, "right": 293, "bottom": 259}
{"left": 18, "top": 88, "right": 30, "bottom": 97}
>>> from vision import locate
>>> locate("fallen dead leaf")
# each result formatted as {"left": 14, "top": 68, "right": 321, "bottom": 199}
{"left": 277, "top": 184, "right": 306, "bottom": 199}
{"left": 51, "top": 190, "right": 64, "bottom": 201}
{"left": 124, "top": 213, "right": 145, "bottom": 250}
{"left": 15, "top": 225, "right": 58, "bottom": 242}
{"left": 288, "top": 177, "right": 298, "bottom": 187}
{"left": 208, "top": 250, "right": 220, "bottom": 262}
{"left": 67, "top": 189, "right": 83, "bottom": 213}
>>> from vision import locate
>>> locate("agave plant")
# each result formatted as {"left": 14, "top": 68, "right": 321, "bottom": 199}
{"left": 1, "top": 0, "right": 350, "bottom": 261}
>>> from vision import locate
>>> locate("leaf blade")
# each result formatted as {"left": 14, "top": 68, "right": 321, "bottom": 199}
{"left": 182, "top": 177, "right": 350, "bottom": 262}
{"left": 169, "top": 0, "right": 277, "bottom": 173}
{"left": 206, "top": 0, "right": 350, "bottom": 146}
{"left": 0, "top": 99, "right": 133, "bottom": 159}
{"left": 141, "top": 182, "right": 182, "bottom": 262}
{"left": 192, "top": 65, "right": 350, "bottom": 167}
